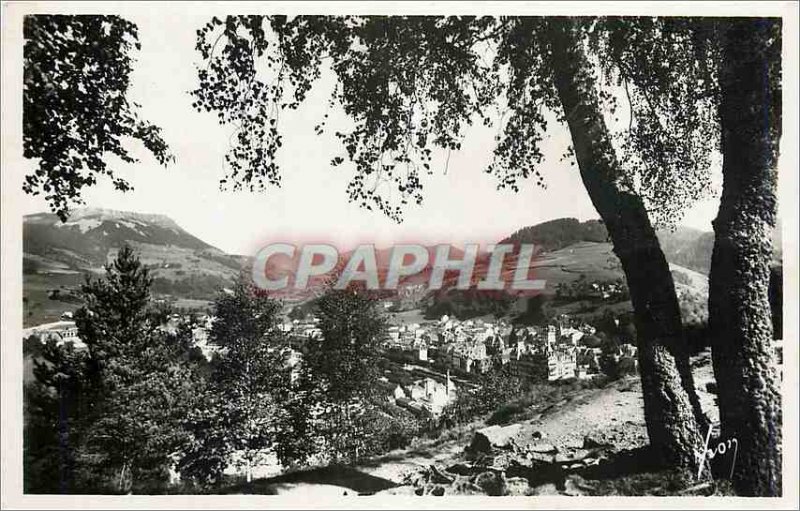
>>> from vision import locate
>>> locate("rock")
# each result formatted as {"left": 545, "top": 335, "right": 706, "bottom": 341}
{"left": 528, "top": 451, "right": 555, "bottom": 464}
{"left": 428, "top": 465, "right": 454, "bottom": 485}
{"left": 582, "top": 434, "right": 610, "bottom": 449}
{"left": 430, "top": 485, "right": 445, "bottom": 496}
{"left": 467, "top": 424, "right": 522, "bottom": 455}
{"left": 529, "top": 442, "right": 557, "bottom": 454}
{"left": 531, "top": 430, "right": 543, "bottom": 440}
{"left": 414, "top": 487, "right": 424, "bottom": 496}
{"left": 445, "top": 463, "right": 474, "bottom": 476}
{"left": 561, "top": 475, "right": 589, "bottom": 496}
{"left": 568, "top": 448, "right": 590, "bottom": 460}
{"left": 373, "top": 485, "right": 417, "bottom": 496}
{"left": 505, "top": 477, "right": 530, "bottom": 496}
{"left": 451, "top": 475, "right": 483, "bottom": 495}
{"left": 554, "top": 453, "right": 573, "bottom": 463}
{"left": 474, "top": 471, "right": 506, "bottom": 496}
{"left": 490, "top": 453, "right": 513, "bottom": 471}
{"left": 527, "top": 482, "right": 559, "bottom": 495}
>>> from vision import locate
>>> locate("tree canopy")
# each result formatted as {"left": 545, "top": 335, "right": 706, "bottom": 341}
{"left": 191, "top": 16, "right": 718, "bottom": 225}
{"left": 23, "top": 15, "right": 173, "bottom": 221}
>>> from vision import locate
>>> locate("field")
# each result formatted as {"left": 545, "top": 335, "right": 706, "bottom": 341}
{"left": 23, "top": 272, "right": 88, "bottom": 327}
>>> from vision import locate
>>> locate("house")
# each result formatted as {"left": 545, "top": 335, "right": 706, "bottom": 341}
{"left": 418, "top": 345, "right": 428, "bottom": 362}
{"left": 397, "top": 374, "right": 457, "bottom": 417}
{"left": 510, "top": 344, "right": 577, "bottom": 382}
{"left": 547, "top": 346, "right": 577, "bottom": 381}
{"left": 25, "top": 321, "right": 85, "bottom": 349}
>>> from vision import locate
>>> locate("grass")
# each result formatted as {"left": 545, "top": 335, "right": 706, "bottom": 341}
{"left": 23, "top": 272, "right": 86, "bottom": 327}
{"left": 484, "top": 375, "right": 614, "bottom": 426}
{"left": 582, "top": 470, "right": 736, "bottom": 496}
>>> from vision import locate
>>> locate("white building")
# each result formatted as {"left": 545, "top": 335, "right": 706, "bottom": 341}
{"left": 24, "top": 321, "right": 85, "bottom": 349}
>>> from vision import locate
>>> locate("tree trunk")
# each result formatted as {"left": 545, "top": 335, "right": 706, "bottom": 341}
{"left": 546, "top": 18, "right": 705, "bottom": 469}
{"left": 709, "top": 18, "right": 782, "bottom": 496}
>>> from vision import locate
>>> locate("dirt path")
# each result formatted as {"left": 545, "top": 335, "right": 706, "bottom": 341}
{"left": 242, "top": 353, "right": 719, "bottom": 495}
{"left": 361, "top": 352, "right": 718, "bottom": 486}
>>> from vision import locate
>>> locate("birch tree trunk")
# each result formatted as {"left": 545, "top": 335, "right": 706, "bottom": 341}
{"left": 709, "top": 18, "right": 782, "bottom": 496}
{"left": 546, "top": 18, "right": 705, "bottom": 469}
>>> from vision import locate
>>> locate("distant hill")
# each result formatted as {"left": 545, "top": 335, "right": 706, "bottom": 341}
{"left": 23, "top": 208, "right": 247, "bottom": 325}
{"left": 501, "top": 218, "right": 608, "bottom": 253}
{"left": 502, "top": 217, "right": 782, "bottom": 275}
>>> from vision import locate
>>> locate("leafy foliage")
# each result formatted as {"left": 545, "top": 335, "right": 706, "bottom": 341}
{"left": 179, "top": 278, "right": 289, "bottom": 485}
{"left": 589, "top": 17, "right": 720, "bottom": 225}
{"left": 286, "top": 287, "right": 387, "bottom": 464}
{"left": 304, "top": 287, "right": 386, "bottom": 403}
{"left": 23, "top": 15, "right": 173, "bottom": 221}
{"left": 440, "top": 364, "right": 524, "bottom": 426}
{"left": 192, "top": 16, "right": 717, "bottom": 226}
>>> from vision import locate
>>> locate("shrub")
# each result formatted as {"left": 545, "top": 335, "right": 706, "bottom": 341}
{"left": 487, "top": 403, "right": 525, "bottom": 426}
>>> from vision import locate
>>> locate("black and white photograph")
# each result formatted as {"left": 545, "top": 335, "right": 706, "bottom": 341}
{"left": 1, "top": 2, "right": 797, "bottom": 508}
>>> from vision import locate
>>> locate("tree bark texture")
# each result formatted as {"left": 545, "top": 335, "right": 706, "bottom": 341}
{"left": 710, "top": 18, "right": 782, "bottom": 496}
{"left": 546, "top": 17, "right": 705, "bottom": 470}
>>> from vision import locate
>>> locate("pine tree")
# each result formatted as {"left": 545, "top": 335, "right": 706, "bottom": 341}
{"left": 27, "top": 245, "right": 204, "bottom": 493}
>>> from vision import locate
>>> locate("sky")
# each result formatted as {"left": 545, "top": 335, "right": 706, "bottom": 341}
{"left": 19, "top": 12, "right": 728, "bottom": 256}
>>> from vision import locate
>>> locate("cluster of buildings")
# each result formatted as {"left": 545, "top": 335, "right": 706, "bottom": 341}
{"left": 389, "top": 372, "right": 458, "bottom": 418}
{"left": 26, "top": 304, "right": 648, "bottom": 388}
{"left": 279, "top": 317, "right": 323, "bottom": 347}
{"left": 23, "top": 318, "right": 85, "bottom": 349}
{"left": 383, "top": 315, "right": 613, "bottom": 382}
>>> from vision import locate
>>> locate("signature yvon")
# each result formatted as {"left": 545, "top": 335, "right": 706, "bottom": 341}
{"left": 697, "top": 424, "right": 739, "bottom": 479}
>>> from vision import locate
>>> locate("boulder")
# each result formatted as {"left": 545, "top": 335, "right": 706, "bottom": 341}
{"left": 489, "top": 453, "right": 514, "bottom": 471}
{"left": 445, "top": 463, "right": 475, "bottom": 476}
{"left": 428, "top": 465, "right": 454, "bottom": 485}
{"left": 528, "top": 451, "right": 555, "bottom": 464}
{"left": 582, "top": 434, "right": 611, "bottom": 449}
{"left": 474, "top": 471, "right": 507, "bottom": 496}
{"left": 467, "top": 424, "right": 522, "bottom": 455}
{"left": 554, "top": 453, "right": 573, "bottom": 464}
{"left": 505, "top": 477, "right": 530, "bottom": 496}
{"left": 529, "top": 442, "right": 558, "bottom": 454}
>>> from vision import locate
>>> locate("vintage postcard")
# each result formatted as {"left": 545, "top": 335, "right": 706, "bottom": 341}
{"left": 1, "top": 1, "right": 798, "bottom": 509}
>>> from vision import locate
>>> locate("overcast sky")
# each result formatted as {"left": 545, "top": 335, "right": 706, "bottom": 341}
{"left": 19, "top": 12, "right": 730, "bottom": 256}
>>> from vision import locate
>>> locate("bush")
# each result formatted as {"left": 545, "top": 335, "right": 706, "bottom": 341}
{"left": 487, "top": 403, "right": 525, "bottom": 426}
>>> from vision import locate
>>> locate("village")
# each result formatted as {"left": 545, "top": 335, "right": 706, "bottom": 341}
{"left": 24, "top": 291, "right": 780, "bottom": 430}
{"left": 23, "top": 305, "right": 640, "bottom": 421}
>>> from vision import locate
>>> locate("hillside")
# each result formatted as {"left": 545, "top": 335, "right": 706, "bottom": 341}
{"left": 226, "top": 353, "right": 724, "bottom": 497}
{"left": 501, "top": 218, "right": 609, "bottom": 253}
{"left": 503, "top": 217, "right": 782, "bottom": 275}
{"left": 23, "top": 208, "right": 246, "bottom": 325}
{"left": 419, "top": 240, "right": 710, "bottom": 324}
{"left": 23, "top": 211, "right": 757, "bottom": 327}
